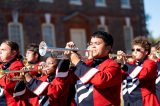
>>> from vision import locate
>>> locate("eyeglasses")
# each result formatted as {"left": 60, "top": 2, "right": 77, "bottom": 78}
{"left": 131, "top": 48, "right": 143, "bottom": 52}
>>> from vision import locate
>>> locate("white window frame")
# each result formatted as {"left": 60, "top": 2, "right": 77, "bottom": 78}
{"left": 123, "top": 26, "right": 133, "bottom": 53}
{"left": 70, "top": 28, "right": 87, "bottom": 56}
{"left": 121, "top": 0, "right": 131, "bottom": 9}
{"left": 42, "top": 23, "right": 56, "bottom": 47}
{"left": 39, "top": 0, "right": 54, "bottom": 3}
{"left": 8, "top": 22, "right": 24, "bottom": 54}
{"left": 95, "top": 0, "right": 106, "bottom": 7}
{"left": 70, "top": 0, "right": 82, "bottom": 5}
{"left": 97, "top": 25, "right": 109, "bottom": 32}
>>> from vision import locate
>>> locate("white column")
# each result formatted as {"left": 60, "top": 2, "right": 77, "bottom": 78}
{"left": 99, "top": 16, "right": 105, "bottom": 25}
{"left": 45, "top": 13, "right": 51, "bottom": 24}
{"left": 12, "top": 11, "right": 18, "bottom": 23}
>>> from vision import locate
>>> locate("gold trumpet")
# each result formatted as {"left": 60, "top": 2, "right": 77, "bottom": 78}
{"left": 39, "top": 41, "right": 88, "bottom": 59}
{"left": 0, "top": 65, "right": 44, "bottom": 81}
{"left": 0, "top": 68, "right": 31, "bottom": 81}
{"left": 109, "top": 53, "right": 132, "bottom": 57}
{"left": 0, "top": 69, "right": 31, "bottom": 75}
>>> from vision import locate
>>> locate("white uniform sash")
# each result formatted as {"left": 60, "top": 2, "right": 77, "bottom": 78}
{"left": 129, "top": 66, "right": 143, "bottom": 78}
{"left": 122, "top": 66, "right": 143, "bottom": 95}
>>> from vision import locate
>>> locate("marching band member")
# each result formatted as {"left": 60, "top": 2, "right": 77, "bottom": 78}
{"left": 148, "top": 42, "right": 159, "bottom": 62}
{"left": 27, "top": 56, "right": 59, "bottom": 106}
{"left": 0, "top": 40, "right": 24, "bottom": 106}
{"left": 117, "top": 36, "right": 159, "bottom": 106}
{"left": 154, "top": 41, "right": 160, "bottom": 102}
{"left": 64, "top": 31, "right": 122, "bottom": 106}
{"left": 21, "top": 55, "right": 72, "bottom": 106}
{"left": 25, "top": 43, "right": 43, "bottom": 77}
{"left": 13, "top": 43, "right": 44, "bottom": 105}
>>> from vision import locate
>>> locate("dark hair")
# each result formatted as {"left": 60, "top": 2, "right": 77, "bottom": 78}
{"left": 2, "top": 40, "right": 19, "bottom": 52}
{"left": 1, "top": 40, "right": 23, "bottom": 60}
{"left": 92, "top": 31, "right": 114, "bottom": 47}
{"left": 47, "top": 56, "right": 59, "bottom": 68}
{"left": 3, "top": 40, "right": 19, "bottom": 52}
{"left": 26, "top": 43, "right": 41, "bottom": 61}
{"left": 132, "top": 36, "right": 151, "bottom": 55}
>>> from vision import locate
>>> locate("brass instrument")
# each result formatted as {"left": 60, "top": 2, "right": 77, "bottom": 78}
{"left": 0, "top": 69, "right": 31, "bottom": 75}
{"left": 39, "top": 41, "right": 88, "bottom": 59}
{"left": 0, "top": 65, "right": 44, "bottom": 81}
{"left": 109, "top": 53, "right": 132, "bottom": 58}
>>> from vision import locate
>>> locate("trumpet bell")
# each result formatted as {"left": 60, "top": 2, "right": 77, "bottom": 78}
{"left": 39, "top": 41, "right": 48, "bottom": 56}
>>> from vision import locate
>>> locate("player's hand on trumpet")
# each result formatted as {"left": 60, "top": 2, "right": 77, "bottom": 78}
{"left": 9, "top": 66, "right": 33, "bottom": 81}
{"left": 116, "top": 50, "right": 127, "bottom": 64}
{"left": 8, "top": 63, "right": 45, "bottom": 81}
{"left": 85, "top": 45, "right": 94, "bottom": 60}
{"left": 64, "top": 41, "right": 81, "bottom": 66}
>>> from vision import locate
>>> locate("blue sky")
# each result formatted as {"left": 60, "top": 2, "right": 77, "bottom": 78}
{"left": 144, "top": 0, "right": 160, "bottom": 38}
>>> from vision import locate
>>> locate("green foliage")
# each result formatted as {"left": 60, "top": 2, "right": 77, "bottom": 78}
{"left": 148, "top": 35, "right": 160, "bottom": 44}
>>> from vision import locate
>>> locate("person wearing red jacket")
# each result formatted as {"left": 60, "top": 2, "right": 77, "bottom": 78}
{"left": 25, "top": 43, "right": 43, "bottom": 77}
{"left": 152, "top": 41, "right": 160, "bottom": 102}
{"left": 117, "top": 36, "right": 159, "bottom": 106}
{"left": 0, "top": 40, "right": 24, "bottom": 106}
{"left": 13, "top": 43, "right": 44, "bottom": 105}
{"left": 29, "top": 56, "right": 76, "bottom": 106}
{"left": 17, "top": 55, "right": 72, "bottom": 106}
{"left": 64, "top": 31, "right": 122, "bottom": 106}
{"left": 26, "top": 56, "right": 59, "bottom": 106}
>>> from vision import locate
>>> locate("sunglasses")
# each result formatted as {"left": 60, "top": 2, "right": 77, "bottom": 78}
{"left": 131, "top": 48, "right": 143, "bottom": 52}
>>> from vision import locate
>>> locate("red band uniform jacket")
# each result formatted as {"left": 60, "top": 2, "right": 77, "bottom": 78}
{"left": 0, "top": 59, "right": 24, "bottom": 106}
{"left": 156, "top": 58, "right": 160, "bottom": 102}
{"left": 65, "top": 57, "right": 122, "bottom": 106}
{"left": 122, "top": 59, "right": 159, "bottom": 106}
{"left": 13, "top": 59, "right": 71, "bottom": 106}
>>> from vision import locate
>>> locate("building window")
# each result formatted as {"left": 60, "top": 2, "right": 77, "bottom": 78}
{"left": 8, "top": 22, "right": 24, "bottom": 54}
{"left": 42, "top": 23, "right": 56, "bottom": 47}
{"left": 70, "top": 29, "right": 87, "bottom": 56}
{"left": 70, "top": 0, "right": 82, "bottom": 5}
{"left": 124, "top": 26, "right": 133, "bottom": 53}
{"left": 95, "top": 0, "right": 106, "bottom": 7}
{"left": 121, "top": 0, "right": 131, "bottom": 9}
{"left": 39, "top": 0, "right": 54, "bottom": 3}
{"left": 97, "top": 16, "right": 108, "bottom": 32}
{"left": 97, "top": 25, "right": 108, "bottom": 32}
{"left": 123, "top": 17, "right": 133, "bottom": 53}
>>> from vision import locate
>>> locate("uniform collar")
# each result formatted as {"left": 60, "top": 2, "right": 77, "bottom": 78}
{"left": 91, "top": 56, "right": 108, "bottom": 67}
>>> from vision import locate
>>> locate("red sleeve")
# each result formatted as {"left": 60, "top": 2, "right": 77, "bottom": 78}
{"left": 41, "top": 78, "right": 65, "bottom": 99}
{"left": 0, "top": 60, "right": 24, "bottom": 89}
{"left": 29, "top": 63, "right": 41, "bottom": 76}
{"left": 8, "top": 60, "right": 24, "bottom": 77}
{"left": 89, "top": 60, "right": 122, "bottom": 88}
{"left": 9, "top": 60, "right": 24, "bottom": 70}
{"left": 65, "top": 68, "right": 78, "bottom": 85}
{"left": 121, "top": 69, "right": 128, "bottom": 80}
{"left": 138, "top": 59, "right": 157, "bottom": 79}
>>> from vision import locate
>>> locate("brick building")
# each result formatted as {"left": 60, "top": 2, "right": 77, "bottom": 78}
{"left": 0, "top": 0, "right": 147, "bottom": 54}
